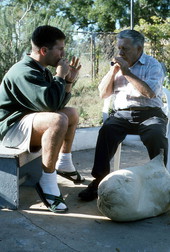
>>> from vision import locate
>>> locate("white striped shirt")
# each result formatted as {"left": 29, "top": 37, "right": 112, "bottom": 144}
{"left": 113, "top": 53, "right": 165, "bottom": 110}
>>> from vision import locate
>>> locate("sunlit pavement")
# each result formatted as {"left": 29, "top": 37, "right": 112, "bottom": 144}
{"left": 1, "top": 145, "right": 170, "bottom": 252}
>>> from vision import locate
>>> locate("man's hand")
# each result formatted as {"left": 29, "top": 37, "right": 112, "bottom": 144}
{"left": 65, "top": 56, "right": 81, "bottom": 83}
{"left": 55, "top": 58, "right": 70, "bottom": 79}
{"left": 113, "top": 57, "right": 130, "bottom": 75}
{"left": 109, "top": 57, "right": 120, "bottom": 76}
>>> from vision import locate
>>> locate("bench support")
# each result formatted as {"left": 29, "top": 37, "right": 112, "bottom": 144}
{"left": 0, "top": 157, "right": 19, "bottom": 209}
{"left": 0, "top": 146, "right": 42, "bottom": 210}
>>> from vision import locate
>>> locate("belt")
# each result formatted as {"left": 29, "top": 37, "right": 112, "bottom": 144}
{"left": 118, "top": 107, "right": 159, "bottom": 111}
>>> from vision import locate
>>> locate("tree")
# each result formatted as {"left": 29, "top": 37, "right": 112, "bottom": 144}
{"left": 88, "top": 0, "right": 170, "bottom": 31}
{"left": 134, "top": 0, "right": 170, "bottom": 25}
{"left": 3, "top": 0, "right": 170, "bottom": 32}
{"left": 0, "top": 1, "right": 73, "bottom": 81}
{"left": 135, "top": 17, "right": 170, "bottom": 73}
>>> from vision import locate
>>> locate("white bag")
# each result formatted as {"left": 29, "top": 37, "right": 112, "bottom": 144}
{"left": 97, "top": 153, "right": 170, "bottom": 222}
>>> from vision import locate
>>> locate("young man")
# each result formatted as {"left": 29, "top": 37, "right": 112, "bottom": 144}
{"left": 0, "top": 25, "right": 84, "bottom": 213}
{"left": 79, "top": 29, "right": 168, "bottom": 201}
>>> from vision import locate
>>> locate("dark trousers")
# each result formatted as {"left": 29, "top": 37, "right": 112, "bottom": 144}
{"left": 92, "top": 108, "right": 168, "bottom": 181}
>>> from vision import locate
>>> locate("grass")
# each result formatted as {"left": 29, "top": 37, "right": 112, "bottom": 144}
{"left": 67, "top": 56, "right": 110, "bottom": 128}
{"left": 68, "top": 76, "right": 104, "bottom": 128}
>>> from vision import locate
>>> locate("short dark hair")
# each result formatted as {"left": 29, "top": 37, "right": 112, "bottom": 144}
{"left": 31, "top": 25, "right": 66, "bottom": 48}
{"left": 117, "top": 29, "right": 145, "bottom": 47}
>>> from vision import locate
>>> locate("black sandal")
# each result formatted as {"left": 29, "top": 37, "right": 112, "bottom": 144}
{"left": 35, "top": 183, "right": 68, "bottom": 213}
{"left": 57, "top": 170, "right": 85, "bottom": 184}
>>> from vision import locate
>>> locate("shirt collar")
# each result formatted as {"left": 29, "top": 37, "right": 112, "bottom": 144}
{"left": 138, "top": 53, "right": 146, "bottom": 65}
{"left": 36, "top": 61, "right": 46, "bottom": 71}
{"left": 129, "top": 53, "right": 145, "bottom": 69}
{"left": 26, "top": 54, "right": 46, "bottom": 71}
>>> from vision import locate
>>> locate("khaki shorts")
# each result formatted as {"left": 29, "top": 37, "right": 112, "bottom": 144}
{"left": 2, "top": 113, "right": 37, "bottom": 153}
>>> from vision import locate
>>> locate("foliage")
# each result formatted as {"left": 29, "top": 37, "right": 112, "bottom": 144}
{"left": 0, "top": 1, "right": 73, "bottom": 81}
{"left": 134, "top": 17, "right": 170, "bottom": 73}
{"left": 88, "top": 0, "right": 130, "bottom": 31}
{"left": 92, "top": 0, "right": 170, "bottom": 31}
{"left": 164, "top": 73, "right": 170, "bottom": 90}
{"left": 2, "top": 0, "right": 170, "bottom": 32}
{"left": 133, "top": 0, "right": 170, "bottom": 27}
{"left": 0, "top": 3, "right": 32, "bottom": 78}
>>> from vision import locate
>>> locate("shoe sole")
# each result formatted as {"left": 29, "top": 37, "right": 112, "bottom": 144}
{"left": 35, "top": 183, "right": 68, "bottom": 213}
{"left": 57, "top": 170, "right": 85, "bottom": 184}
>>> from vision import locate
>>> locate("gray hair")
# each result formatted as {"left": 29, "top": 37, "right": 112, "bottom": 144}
{"left": 117, "top": 29, "right": 145, "bottom": 48}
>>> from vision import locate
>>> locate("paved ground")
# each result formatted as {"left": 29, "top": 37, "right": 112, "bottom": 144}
{"left": 1, "top": 144, "right": 170, "bottom": 252}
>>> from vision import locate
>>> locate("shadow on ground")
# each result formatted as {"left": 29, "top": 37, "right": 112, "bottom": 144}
{"left": 1, "top": 144, "right": 170, "bottom": 252}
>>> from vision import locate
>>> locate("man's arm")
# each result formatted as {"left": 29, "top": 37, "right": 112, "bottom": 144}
{"left": 98, "top": 64, "right": 119, "bottom": 99}
{"left": 114, "top": 57, "right": 156, "bottom": 99}
{"left": 124, "top": 70, "right": 156, "bottom": 98}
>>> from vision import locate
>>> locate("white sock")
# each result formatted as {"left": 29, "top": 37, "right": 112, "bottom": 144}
{"left": 55, "top": 153, "right": 76, "bottom": 172}
{"left": 39, "top": 171, "right": 66, "bottom": 210}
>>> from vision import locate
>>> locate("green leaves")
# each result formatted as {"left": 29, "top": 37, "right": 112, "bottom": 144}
{"left": 3, "top": 0, "right": 170, "bottom": 32}
{"left": 135, "top": 16, "right": 170, "bottom": 73}
{"left": 0, "top": 1, "right": 73, "bottom": 82}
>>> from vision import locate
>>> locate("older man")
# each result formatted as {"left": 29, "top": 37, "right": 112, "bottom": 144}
{"left": 79, "top": 29, "right": 168, "bottom": 201}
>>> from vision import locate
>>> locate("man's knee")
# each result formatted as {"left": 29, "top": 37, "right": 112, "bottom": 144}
{"left": 60, "top": 107, "right": 79, "bottom": 124}
{"left": 100, "top": 122, "right": 112, "bottom": 132}
{"left": 98, "top": 124, "right": 109, "bottom": 137}
{"left": 143, "top": 128, "right": 165, "bottom": 143}
{"left": 68, "top": 107, "right": 79, "bottom": 121}
{"left": 142, "top": 131, "right": 168, "bottom": 165}
{"left": 52, "top": 113, "right": 68, "bottom": 132}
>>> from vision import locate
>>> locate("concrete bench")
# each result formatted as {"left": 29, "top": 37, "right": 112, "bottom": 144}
{"left": 0, "top": 145, "right": 42, "bottom": 210}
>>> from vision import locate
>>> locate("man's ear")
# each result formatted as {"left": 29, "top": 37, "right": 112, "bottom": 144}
{"left": 137, "top": 45, "right": 143, "bottom": 54}
{"left": 40, "top": 47, "right": 48, "bottom": 56}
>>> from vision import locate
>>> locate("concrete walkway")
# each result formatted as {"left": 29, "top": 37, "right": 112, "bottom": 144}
{"left": 1, "top": 144, "right": 170, "bottom": 252}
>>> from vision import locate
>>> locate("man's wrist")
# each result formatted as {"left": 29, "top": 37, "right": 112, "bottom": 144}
{"left": 55, "top": 74, "right": 66, "bottom": 80}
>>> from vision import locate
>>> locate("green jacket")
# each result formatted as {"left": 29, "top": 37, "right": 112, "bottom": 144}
{"left": 0, "top": 55, "right": 71, "bottom": 139}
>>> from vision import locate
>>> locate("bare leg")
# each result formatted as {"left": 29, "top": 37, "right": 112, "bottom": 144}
{"left": 58, "top": 107, "right": 79, "bottom": 153}
{"left": 30, "top": 107, "right": 78, "bottom": 173}
{"left": 55, "top": 107, "right": 85, "bottom": 183}
{"left": 30, "top": 108, "right": 78, "bottom": 212}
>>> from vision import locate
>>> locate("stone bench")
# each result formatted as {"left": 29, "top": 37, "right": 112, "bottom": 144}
{"left": 0, "top": 145, "right": 42, "bottom": 209}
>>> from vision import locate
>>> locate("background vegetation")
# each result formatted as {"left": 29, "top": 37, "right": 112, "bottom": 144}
{"left": 0, "top": 0, "right": 169, "bottom": 127}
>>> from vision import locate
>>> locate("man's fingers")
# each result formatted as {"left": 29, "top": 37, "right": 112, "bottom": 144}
{"left": 70, "top": 57, "right": 80, "bottom": 69}
{"left": 74, "top": 58, "right": 79, "bottom": 67}
{"left": 76, "top": 64, "right": 82, "bottom": 71}
{"left": 69, "top": 65, "right": 76, "bottom": 69}
{"left": 70, "top": 56, "right": 75, "bottom": 65}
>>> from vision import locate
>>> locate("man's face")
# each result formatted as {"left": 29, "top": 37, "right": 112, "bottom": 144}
{"left": 45, "top": 39, "right": 65, "bottom": 67}
{"left": 117, "top": 38, "right": 142, "bottom": 66}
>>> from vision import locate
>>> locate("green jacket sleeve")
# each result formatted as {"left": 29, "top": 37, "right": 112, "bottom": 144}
{"left": 5, "top": 66, "right": 69, "bottom": 112}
